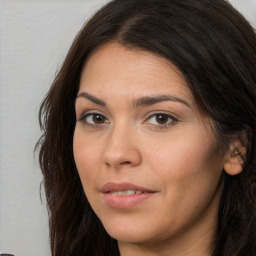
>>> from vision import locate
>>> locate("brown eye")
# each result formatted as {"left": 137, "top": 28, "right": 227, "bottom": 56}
{"left": 155, "top": 114, "right": 170, "bottom": 124}
{"left": 145, "top": 113, "right": 176, "bottom": 127}
{"left": 80, "top": 113, "right": 109, "bottom": 125}
{"left": 92, "top": 114, "right": 106, "bottom": 124}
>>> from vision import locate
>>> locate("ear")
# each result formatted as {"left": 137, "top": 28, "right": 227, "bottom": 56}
{"left": 223, "top": 138, "right": 247, "bottom": 176}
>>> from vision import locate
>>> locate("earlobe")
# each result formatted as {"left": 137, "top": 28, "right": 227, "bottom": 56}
{"left": 223, "top": 139, "right": 246, "bottom": 176}
{"left": 223, "top": 155, "right": 243, "bottom": 176}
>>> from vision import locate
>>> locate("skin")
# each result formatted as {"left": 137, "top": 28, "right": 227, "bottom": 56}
{"left": 73, "top": 42, "right": 232, "bottom": 256}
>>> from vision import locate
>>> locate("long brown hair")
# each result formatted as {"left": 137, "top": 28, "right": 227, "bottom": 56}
{"left": 38, "top": 0, "right": 256, "bottom": 255}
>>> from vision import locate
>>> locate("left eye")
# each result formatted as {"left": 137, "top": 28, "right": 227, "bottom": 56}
{"left": 81, "top": 113, "right": 109, "bottom": 125}
{"left": 145, "top": 113, "right": 175, "bottom": 125}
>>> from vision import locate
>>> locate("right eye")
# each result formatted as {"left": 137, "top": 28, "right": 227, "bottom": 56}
{"left": 78, "top": 113, "right": 109, "bottom": 125}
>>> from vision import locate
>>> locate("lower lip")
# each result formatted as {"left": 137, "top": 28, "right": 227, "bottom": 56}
{"left": 103, "top": 192, "right": 154, "bottom": 208}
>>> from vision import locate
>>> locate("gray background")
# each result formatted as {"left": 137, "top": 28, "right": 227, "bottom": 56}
{"left": 0, "top": 1, "right": 255, "bottom": 255}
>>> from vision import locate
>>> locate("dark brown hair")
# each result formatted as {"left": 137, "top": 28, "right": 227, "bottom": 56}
{"left": 38, "top": 0, "right": 256, "bottom": 255}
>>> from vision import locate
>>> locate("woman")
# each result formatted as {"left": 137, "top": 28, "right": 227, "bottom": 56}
{"left": 38, "top": 0, "right": 256, "bottom": 255}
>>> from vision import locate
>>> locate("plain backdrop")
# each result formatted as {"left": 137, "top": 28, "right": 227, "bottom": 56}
{"left": 0, "top": 1, "right": 255, "bottom": 255}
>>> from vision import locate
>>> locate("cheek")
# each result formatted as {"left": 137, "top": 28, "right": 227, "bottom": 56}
{"left": 145, "top": 126, "right": 223, "bottom": 203}
{"left": 73, "top": 127, "right": 100, "bottom": 188}
{"left": 148, "top": 125, "right": 218, "bottom": 174}
{"left": 142, "top": 130, "right": 223, "bottom": 233}
{"left": 73, "top": 127, "right": 105, "bottom": 216}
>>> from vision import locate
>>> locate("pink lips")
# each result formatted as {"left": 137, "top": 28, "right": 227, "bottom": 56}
{"left": 101, "top": 182, "right": 156, "bottom": 209}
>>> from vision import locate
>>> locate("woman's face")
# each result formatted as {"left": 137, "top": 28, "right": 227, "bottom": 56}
{"left": 73, "top": 43, "right": 226, "bottom": 250}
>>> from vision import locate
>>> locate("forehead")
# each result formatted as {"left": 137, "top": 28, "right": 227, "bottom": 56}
{"left": 79, "top": 42, "right": 193, "bottom": 107}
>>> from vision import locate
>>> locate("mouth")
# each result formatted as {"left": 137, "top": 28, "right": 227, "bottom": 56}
{"left": 101, "top": 182, "right": 156, "bottom": 208}
{"left": 109, "top": 190, "right": 146, "bottom": 195}
{"left": 101, "top": 182, "right": 155, "bottom": 194}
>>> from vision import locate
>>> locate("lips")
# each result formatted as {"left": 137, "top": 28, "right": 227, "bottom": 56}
{"left": 101, "top": 182, "right": 156, "bottom": 208}
{"left": 101, "top": 182, "right": 154, "bottom": 193}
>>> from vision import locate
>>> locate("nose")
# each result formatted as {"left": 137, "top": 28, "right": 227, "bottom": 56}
{"left": 102, "top": 124, "right": 142, "bottom": 169}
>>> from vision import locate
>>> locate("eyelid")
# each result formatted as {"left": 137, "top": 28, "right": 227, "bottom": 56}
{"left": 77, "top": 109, "right": 105, "bottom": 120}
{"left": 143, "top": 111, "right": 178, "bottom": 128}
{"left": 77, "top": 110, "right": 110, "bottom": 126}
{"left": 144, "top": 111, "right": 178, "bottom": 122}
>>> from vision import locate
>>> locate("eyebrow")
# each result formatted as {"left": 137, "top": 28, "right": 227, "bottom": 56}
{"left": 133, "top": 95, "right": 191, "bottom": 108}
{"left": 76, "top": 92, "right": 191, "bottom": 109}
{"left": 76, "top": 92, "right": 106, "bottom": 106}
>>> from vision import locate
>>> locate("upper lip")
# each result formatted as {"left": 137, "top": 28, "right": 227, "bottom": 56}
{"left": 101, "top": 182, "right": 156, "bottom": 193}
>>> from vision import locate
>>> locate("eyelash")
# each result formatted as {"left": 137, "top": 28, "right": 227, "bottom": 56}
{"left": 144, "top": 112, "right": 177, "bottom": 129}
{"left": 77, "top": 111, "right": 178, "bottom": 129}
{"left": 78, "top": 112, "right": 109, "bottom": 128}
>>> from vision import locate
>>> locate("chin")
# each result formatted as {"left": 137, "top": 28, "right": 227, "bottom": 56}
{"left": 102, "top": 220, "right": 160, "bottom": 244}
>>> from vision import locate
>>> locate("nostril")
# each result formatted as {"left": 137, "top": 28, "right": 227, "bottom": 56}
{"left": 121, "top": 161, "right": 131, "bottom": 165}
{"left": 104, "top": 161, "right": 131, "bottom": 167}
